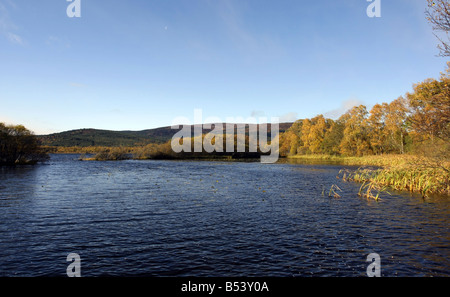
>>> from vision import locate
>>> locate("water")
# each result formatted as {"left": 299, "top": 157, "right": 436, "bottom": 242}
{"left": 0, "top": 154, "right": 448, "bottom": 277}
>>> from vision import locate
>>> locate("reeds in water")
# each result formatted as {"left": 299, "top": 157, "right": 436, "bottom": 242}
{"left": 339, "top": 164, "right": 450, "bottom": 198}
{"left": 325, "top": 184, "right": 342, "bottom": 198}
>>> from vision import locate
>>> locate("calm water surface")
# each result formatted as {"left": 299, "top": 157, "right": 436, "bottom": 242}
{"left": 0, "top": 154, "right": 448, "bottom": 276}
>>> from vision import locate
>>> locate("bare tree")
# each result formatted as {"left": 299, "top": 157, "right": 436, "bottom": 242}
{"left": 426, "top": 0, "right": 450, "bottom": 57}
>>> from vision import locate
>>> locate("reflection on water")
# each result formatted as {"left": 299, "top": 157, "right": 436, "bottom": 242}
{"left": 0, "top": 154, "right": 448, "bottom": 276}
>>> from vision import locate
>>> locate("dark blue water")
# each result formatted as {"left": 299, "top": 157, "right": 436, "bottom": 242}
{"left": 0, "top": 154, "right": 448, "bottom": 276}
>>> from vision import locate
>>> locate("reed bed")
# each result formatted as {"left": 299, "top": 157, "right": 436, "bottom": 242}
{"left": 289, "top": 154, "right": 449, "bottom": 197}
{"left": 288, "top": 154, "right": 419, "bottom": 167}
{"left": 339, "top": 164, "right": 450, "bottom": 197}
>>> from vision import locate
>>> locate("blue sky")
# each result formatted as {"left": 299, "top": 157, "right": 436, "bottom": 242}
{"left": 0, "top": 0, "right": 448, "bottom": 134}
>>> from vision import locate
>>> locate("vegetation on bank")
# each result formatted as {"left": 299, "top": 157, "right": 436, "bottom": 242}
{"left": 76, "top": 135, "right": 273, "bottom": 161}
{"left": 0, "top": 123, "right": 49, "bottom": 165}
{"left": 279, "top": 64, "right": 449, "bottom": 158}
{"left": 280, "top": 64, "right": 450, "bottom": 197}
{"left": 286, "top": 154, "right": 418, "bottom": 166}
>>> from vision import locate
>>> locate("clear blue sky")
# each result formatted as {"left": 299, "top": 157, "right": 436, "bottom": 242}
{"left": 0, "top": 0, "right": 448, "bottom": 134}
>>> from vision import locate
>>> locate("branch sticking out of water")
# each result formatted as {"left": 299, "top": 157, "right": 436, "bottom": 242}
{"left": 328, "top": 184, "right": 342, "bottom": 198}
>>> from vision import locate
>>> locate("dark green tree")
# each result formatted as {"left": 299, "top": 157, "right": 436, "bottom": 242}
{"left": 0, "top": 123, "right": 49, "bottom": 165}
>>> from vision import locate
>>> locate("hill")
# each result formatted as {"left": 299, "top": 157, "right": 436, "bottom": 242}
{"left": 38, "top": 123, "right": 293, "bottom": 147}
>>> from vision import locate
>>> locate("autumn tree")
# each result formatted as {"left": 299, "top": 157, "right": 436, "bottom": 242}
{"left": 339, "top": 105, "right": 372, "bottom": 156}
{"left": 322, "top": 119, "right": 343, "bottom": 155}
{"left": 0, "top": 123, "right": 49, "bottom": 165}
{"left": 406, "top": 64, "right": 450, "bottom": 142}
{"left": 279, "top": 130, "right": 299, "bottom": 156}
{"left": 367, "top": 103, "right": 388, "bottom": 155}
{"left": 406, "top": 64, "right": 450, "bottom": 166}
{"left": 288, "top": 119, "right": 303, "bottom": 145}
{"left": 279, "top": 120, "right": 304, "bottom": 156}
{"left": 299, "top": 118, "right": 312, "bottom": 154}
{"left": 278, "top": 63, "right": 447, "bottom": 159}
{"left": 426, "top": 0, "right": 450, "bottom": 57}
{"left": 300, "top": 115, "right": 330, "bottom": 154}
{"left": 384, "top": 97, "right": 409, "bottom": 154}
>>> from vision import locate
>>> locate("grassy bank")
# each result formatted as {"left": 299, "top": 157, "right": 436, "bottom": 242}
{"left": 287, "top": 154, "right": 449, "bottom": 197}
{"left": 286, "top": 154, "right": 419, "bottom": 167}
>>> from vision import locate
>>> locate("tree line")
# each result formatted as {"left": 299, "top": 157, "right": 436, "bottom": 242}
{"left": 279, "top": 63, "right": 450, "bottom": 159}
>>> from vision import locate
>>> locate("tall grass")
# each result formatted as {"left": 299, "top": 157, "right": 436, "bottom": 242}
{"left": 290, "top": 154, "right": 449, "bottom": 197}
{"left": 338, "top": 163, "right": 450, "bottom": 197}
{"left": 288, "top": 154, "right": 419, "bottom": 167}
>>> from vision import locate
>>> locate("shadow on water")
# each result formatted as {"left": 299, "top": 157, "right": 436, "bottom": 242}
{"left": 0, "top": 165, "right": 42, "bottom": 200}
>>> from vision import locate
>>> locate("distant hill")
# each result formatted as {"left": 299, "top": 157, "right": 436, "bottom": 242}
{"left": 38, "top": 123, "right": 293, "bottom": 147}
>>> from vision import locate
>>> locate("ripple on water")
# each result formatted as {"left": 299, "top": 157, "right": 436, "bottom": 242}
{"left": 0, "top": 155, "right": 448, "bottom": 276}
